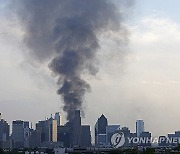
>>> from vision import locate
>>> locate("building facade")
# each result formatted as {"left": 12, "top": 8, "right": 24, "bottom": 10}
{"left": 106, "top": 125, "right": 120, "bottom": 146}
{"left": 55, "top": 112, "right": 61, "bottom": 126}
{"left": 36, "top": 117, "right": 57, "bottom": 144}
{"left": 12, "top": 120, "right": 29, "bottom": 148}
{"left": 57, "top": 110, "right": 91, "bottom": 147}
{"left": 81, "top": 125, "right": 91, "bottom": 147}
{"left": 95, "top": 114, "right": 108, "bottom": 146}
{"left": 136, "top": 120, "right": 144, "bottom": 137}
{"left": 0, "top": 114, "right": 10, "bottom": 149}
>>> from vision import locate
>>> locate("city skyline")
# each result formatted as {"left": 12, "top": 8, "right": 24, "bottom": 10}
{"left": 1, "top": 0, "right": 180, "bottom": 141}
{"left": 1, "top": 110, "right": 180, "bottom": 150}
{"left": 1, "top": 111, "right": 179, "bottom": 140}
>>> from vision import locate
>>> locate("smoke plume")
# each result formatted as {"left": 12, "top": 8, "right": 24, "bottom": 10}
{"left": 14, "top": 0, "right": 131, "bottom": 120}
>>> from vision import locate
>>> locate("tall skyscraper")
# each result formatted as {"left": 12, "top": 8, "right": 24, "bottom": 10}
{"left": 12, "top": 120, "right": 29, "bottom": 148}
{"left": 55, "top": 112, "right": 61, "bottom": 126}
{"left": 72, "top": 110, "right": 81, "bottom": 146}
{"left": 59, "top": 110, "right": 91, "bottom": 147}
{"left": 95, "top": 114, "right": 108, "bottom": 146}
{"left": 36, "top": 117, "right": 57, "bottom": 144}
{"left": 0, "top": 115, "right": 9, "bottom": 141}
{"left": 0, "top": 114, "right": 10, "bottom": 149}
{"left": 50, "top": 119, "right": 58, "bottom": 142}
{"left": 136, "top": 120, "right": 144, "bottom": 137}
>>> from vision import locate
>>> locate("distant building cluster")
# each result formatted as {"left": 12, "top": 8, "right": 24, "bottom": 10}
{"left": 1, "top": 112, "right": 180, "bottom": 150}
{"left": 0, "top": 111, "right": 91, "bottom": 149}
{"left": 94, "top": 115, "right": 151, "bottom": 147}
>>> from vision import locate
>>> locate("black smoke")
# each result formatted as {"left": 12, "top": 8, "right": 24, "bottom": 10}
{"left": 13, "top": 0, "right": 132, "bottom": 120}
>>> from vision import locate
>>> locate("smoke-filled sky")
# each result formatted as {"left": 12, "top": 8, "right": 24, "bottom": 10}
{"left": 1, "top": 0, "right": 180, "bottom": 139}
{"left": 12, "top": 0, "right": 128, "bottom": 121}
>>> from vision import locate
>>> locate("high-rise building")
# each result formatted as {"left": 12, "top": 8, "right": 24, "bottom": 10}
{"left": 65, "top": 110, "right": 82, "bottom": 146}
{"left": 136, "top": 120, "right": 144, "bottom": 137}
{"left": 121, "top": 127, "right": 131, "bottom": 147}
{"left": 81, "top": 125, "right": 91, "bottom": 147}
{"left": 12, "top": 120, "right": 29, "bottom": 148}
{"left": 0, "top": 115, "right": 9, "bottom": 142}
{"left": 95, "top": 114, "right": 108, "bottom": 146}
{"left": 29, "top": 129, "right": 41, "bottom": 148}
{"left": 72, "top": 110, "right": 81, "bottom": 146}
{"left": 167, "top": 131, "right": 180, "bottom": 147}
{"left": 57, "top": 125, "right": 71, "bottom": 147}
{"left": 0, "top": 119, "right": 9, "bottom": 142}
{"left": 0, "top": 114, "right": 10, "bottom": 149}
{"left": 36, "top": 117, "right": 57, "bottom": 144}
{"left": 139, "top": 132, "right": 151, "bottom": 147}
{"left": 55, "top": 112, "right": 61, "bottom": 126}
{"left": 96, "top": 134, "right": 106, "bottom": 147}
{"left": 51, "top": 119, "right": 58, "bottom": 142}
{"left": 58, "top": 110, "right": 91, "bottom": 147}
{"left": 106, "top": 125, "right": 120, "bottom": 146}
{"left": 158, "top": 136, "right": 168, "bottom": 147}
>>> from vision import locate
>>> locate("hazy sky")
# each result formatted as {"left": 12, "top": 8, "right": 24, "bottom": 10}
{"left": 1, "top": 0, "right": 180, "bottom": 139}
